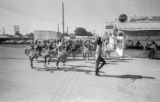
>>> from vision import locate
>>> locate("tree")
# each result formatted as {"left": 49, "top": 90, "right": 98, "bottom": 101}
{"left": 87, "top": 31, "right": 93, "bottom": 36}
{"left": 26, "top": 32, "right": 34, "bottom": 38}
{"left": 74, "top": 27, "right": 93, "bottom": 36}
{"left": 15, "top": 31, "right": 22, "bottom": 36}
{"left": 74, "top": 27, "right": 88, "bottom": 36}
{"left": 63, "top": 33, "right": 69, "bottom": 36}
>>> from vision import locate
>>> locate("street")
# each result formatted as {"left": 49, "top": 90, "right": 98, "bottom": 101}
{"left": 0, "top": 45, "right": 160, "bottom": 102}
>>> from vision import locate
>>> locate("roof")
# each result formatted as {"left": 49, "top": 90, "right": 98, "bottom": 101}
{"left": 117, "top": 22, "right": 160, "bottom": 31}
{"left": 0, "top": 35, "right": 10, "bottom": 38}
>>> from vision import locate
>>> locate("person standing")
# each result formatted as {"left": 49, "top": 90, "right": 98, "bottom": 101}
{"left": 83, "top": 39, "right": 90, "bottom": 62}
{"left": 95, "top": 37, "right": 106, "bottom": 76}
{"left": 29, "top": 45, "right": 37, "bottom": 68}
{"left": 104, "top": 38, "right": 110, "bottom": 60}
{"left": 44, "top": 45, "right": 50, "bottom": 67}
{"left": 149, "top": 41, "right": 157, "bottom": 59}
{"left": 56, "top": 41, "right": 67, "bottom": 69}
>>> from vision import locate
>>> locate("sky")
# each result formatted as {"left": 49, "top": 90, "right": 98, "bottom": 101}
{"left": 0, "top": 0, "right": 160, "bottom": 35}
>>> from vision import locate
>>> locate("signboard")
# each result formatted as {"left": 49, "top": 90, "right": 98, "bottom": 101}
{"left": 34, "top": 31, "right": 62, "bottom": 41}
{"left": 64, "top": 36, "right": 70, "bottom": 40}
{"left": 105, "top": 22, "right": 114, "bottom": 29}
{"left": 76, "top": 36, "right": 89, "bottom": 39}
{"left": 119, "top": 14, "right": 128, "bottom": 23}
{"left": 106, "top": 25, "right": 113, "bottom": 29}
{"left": 129, "top": 16, "right": 160, "bottom": 23}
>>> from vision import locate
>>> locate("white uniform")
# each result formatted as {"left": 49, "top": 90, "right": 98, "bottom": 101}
{"left": 95, "top": 45, "right": 102, "bottom": 59}
{"left": 29, "top": 48, "right": 36, "bottom": 57}
{"left": 44, "top": 48, "right": 50, "bottom": 56}
{"left": 57, "top": 46, "right": 66, "bottom": 57}
{"left": 115, "top": 36, "right": 124, "bottom": 57}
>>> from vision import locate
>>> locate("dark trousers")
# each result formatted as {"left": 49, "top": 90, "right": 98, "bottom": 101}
{"left": 149, "top": 50, "right": 156, "bottom": 59}
{"left": 29, "top": 56, "right": 34, "bottom": 68}
{"left": 95, "top": 55, "right": 106, "bottom": 75}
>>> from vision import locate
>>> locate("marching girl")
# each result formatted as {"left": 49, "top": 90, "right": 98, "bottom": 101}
{"left": 104, "top": 38, "right": 111, "bottom": 60}
{"left": 82, "top": 39, "right": 90, "bottom": 62}
{"left": 43, "top": 44, "right": 51, "bottom": 67}
{"left": 29, "top": 45, "right": 37, "bottom": 68}
{"left": 56, "top": 41, "right": 68, "bottom": 69}
{"left": 95, "top": 37, "right": 106, "bottom": 76}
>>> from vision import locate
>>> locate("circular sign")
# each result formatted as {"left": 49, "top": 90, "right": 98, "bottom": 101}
{"left": 119, "top": 14, "right": 127, "bottom": 23}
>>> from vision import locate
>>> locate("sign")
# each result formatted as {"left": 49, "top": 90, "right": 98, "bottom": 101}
{"left": 64, "top": 36, "right": 70, "bottom": 40}
{"left": 129, "top": 16, "right": 160, "bottom": 23}
{"left": 105, "top": 22, "right": 114, "bottom": 29}
{"left": 106, "top": 25, "right": 113, "bottom": 29}
{"left": 34, "top": 31, "right": 62, "bottom": 41}
{"left": 119, "top": 14, "right": 128, "bottom": 23}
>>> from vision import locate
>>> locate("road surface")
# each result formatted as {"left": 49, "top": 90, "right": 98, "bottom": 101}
{"left": 0, "top": 45, "right": 160, "bottom": 102}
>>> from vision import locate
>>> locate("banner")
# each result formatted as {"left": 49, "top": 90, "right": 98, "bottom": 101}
{"left": 34, "top": 31, "right": 62, "bottom": 41}
{"left": 129, "top": 16, "right": 160, "bottom": 23}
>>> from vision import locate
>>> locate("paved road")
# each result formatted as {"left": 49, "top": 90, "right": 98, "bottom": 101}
{"left": 0, "top": 45, "right": 160, "bottom": 102}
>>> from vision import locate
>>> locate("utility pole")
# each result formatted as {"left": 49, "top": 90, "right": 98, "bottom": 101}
{"left": 66, "top": 26, "right": 68, "bottom": 34}
{"left": 2, "top": 27, "right": 5, "bottom": 35}
{"left": 62, "top": 2, "right": 65, "bottom": 35}
{"left": 13, "top": 25, "right": 20, "bottom": 35}
{"left": 62, "top": 2, "right": 65, "bottom": 42}
{"left": 58, "top": 24, "right": 59, "bottom": 32}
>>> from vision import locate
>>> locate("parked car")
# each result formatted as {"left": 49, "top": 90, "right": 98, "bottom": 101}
{"left": 1, "top": 40, "right": 16, "bottom": 44}
{"left": 8, "top": 40, "right": 16, "bottom": 44}
{"left": 26, "top": 40, "right": 33, "bottom": 44}
{"left": 16, "top": 40, "right": 26, "bottom": 44}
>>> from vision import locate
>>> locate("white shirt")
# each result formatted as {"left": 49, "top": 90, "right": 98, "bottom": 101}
{"left": 29, "top": 48, "right": 36, "bottom": 57}
{"left": 44, "top": 48, "right": 50, "bottom": 55}
{"left": 95, "top": 45, "right": 102, "bottom": 59}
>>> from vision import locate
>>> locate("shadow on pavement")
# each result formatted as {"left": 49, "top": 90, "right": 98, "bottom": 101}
{"left": 36, "top": 58, "right": 83, "bottom": 63}
{"left": 101, "top": 74, "right": 155, "bottom": 81}
{"left": 33, "top": 65, "right": 104, "bottom": 74}
{"left": 67, "top": 65, "right": 94, "bottom": 69}
{"left": 108, "top": 57, "right": 133, "bottom": 63}
{"left": 88, "top": 57, "right": 133, "bottom": 65}
{"left": 0, "top": 57, "right": 28, "bottom": 60}
{"left": 150, "top": 58, "right": 160, "bottom": 60}
{"left": 32, "top": 66, "right": 155, "bottom": 82}
{"left": 32, "top": 57, "right": 134, "bottom": 75}
{"left": 35, "top": 57, "right": 133, "bottom": 66}
{"left": 112, "top": 57, "right": 133, "bottom": 60}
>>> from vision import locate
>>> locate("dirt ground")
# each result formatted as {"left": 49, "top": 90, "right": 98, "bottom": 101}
{"left": 0, "top": 45, "right": 160, "bottom": 102}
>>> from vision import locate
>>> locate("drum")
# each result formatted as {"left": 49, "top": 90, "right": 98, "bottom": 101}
{"left": 24, "top": 48, "right": 30, "bottom": 56}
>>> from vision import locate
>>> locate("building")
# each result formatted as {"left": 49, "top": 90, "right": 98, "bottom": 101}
{"left": 0, "top": 35, "right": 10, "bottom": 43}
{"left": 115, "top": 16, "right": 160, "bottom": 47}
{"left": 34, "top": 30, "right": 62, "bottom": 41}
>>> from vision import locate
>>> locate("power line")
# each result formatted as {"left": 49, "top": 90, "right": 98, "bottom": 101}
{"left": 13, "top": 25, "right": 20, "bottom": 34}
{"left": 2, "top": 27, "right": 5, "bottom": 35}
{"left": 0, "top": 0, "right": 54, "bottom": 23}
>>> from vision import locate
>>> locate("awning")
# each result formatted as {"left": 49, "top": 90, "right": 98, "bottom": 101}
{"left": 127, "top": 36, "right": 160, "bottom": 41}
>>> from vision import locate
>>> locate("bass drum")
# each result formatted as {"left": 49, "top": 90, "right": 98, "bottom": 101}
{"left": 24, "top": 48, "right": 30, "bottom": 56}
